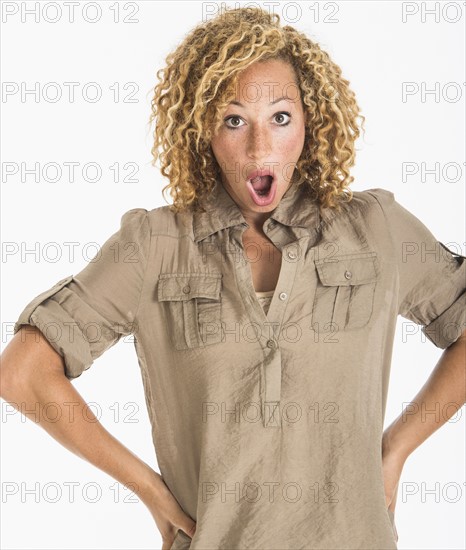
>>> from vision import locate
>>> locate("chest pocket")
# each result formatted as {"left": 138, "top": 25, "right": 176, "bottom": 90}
{"left": 312, "top": 251, "right": 378, "bottom": 334}
{"left": 157, "top": 272, "right": 223, "bottom": 350}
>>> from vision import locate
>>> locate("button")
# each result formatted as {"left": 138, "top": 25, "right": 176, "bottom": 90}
{"left": 279, "top": 292, "right": 287, "bottom": 300}
{"left": 344, "top": 270, "right": 352, "bottom": 280}
{"left": 287, "top": 250, "right": 297, "bottom": 260}
{"left": 266, "top": 339, "right": 277, "bottom": 349}
{"left": 182, "top": 285, "right": 191, "bottom": 293}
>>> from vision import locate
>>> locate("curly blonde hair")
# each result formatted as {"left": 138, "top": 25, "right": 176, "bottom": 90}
{"left": 148, "top": 6, "right": 366, "bottom": 214}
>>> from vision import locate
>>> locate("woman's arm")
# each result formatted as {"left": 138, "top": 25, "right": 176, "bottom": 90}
{"left": 0, "top": 325, "right": 196, "bottom": 548}
{"left": 381, "top": 328, "right": 466, "bottom": 509}
{"left": 382, "top": 327, "right": 466, "bottom": 461}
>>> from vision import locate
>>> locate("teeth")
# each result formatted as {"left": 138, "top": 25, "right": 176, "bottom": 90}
{"left": 248, "top": 176, "right": 273, "bottom": 190}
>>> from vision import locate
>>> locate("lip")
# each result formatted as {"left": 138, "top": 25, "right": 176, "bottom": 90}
{"left": 245, "top": 168, "right": 276, "bottom": 183}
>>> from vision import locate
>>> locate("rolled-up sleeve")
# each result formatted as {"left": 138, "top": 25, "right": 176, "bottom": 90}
{"left": 367, "top": 189, "right": 466, "bottom": 349}
{"left": 13, "top": 208, "right": 151, "bottom": 380}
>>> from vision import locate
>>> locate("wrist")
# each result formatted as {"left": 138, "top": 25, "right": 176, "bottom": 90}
{"left": 382, "top": 421, "right": 412, "bottom": 465}
{"left": 125, "top": 461, "right": 164, "bottom": 508}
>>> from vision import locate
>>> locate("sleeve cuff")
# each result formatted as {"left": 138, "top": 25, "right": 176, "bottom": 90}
{"left": 14, "top": 275, "right": 117, "bottom": 380}
{"left": 422, "top": 290, "right": 466, "bottom": 349}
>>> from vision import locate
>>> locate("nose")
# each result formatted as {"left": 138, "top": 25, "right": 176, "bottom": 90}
{"left": 246, "top": 123, "right": 272, "bottom": 161}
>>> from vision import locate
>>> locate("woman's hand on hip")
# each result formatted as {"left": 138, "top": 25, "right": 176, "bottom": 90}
{"left": 142, "top": 470, "right": 196, "bottom": 549}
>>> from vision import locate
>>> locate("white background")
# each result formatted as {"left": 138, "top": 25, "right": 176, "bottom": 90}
{"left": 1, "top": 1, "right": 465, "bottom": 549}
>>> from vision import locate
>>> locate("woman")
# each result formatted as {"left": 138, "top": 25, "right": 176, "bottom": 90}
{"left": 2, "top": 6, "right": 465, "bottom": 550}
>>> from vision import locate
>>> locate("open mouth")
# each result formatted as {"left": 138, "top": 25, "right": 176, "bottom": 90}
{"left": 246, "top": 174, "right": 277, "bottom": 206}
{"left": 250, "top": 175, "right": 273, "bottom": 196}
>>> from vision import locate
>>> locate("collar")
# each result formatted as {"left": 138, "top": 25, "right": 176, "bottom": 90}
{"left": 192, "top": 180, "right": 321, "bottom": 243}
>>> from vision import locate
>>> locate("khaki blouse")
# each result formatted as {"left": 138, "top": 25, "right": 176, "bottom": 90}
{"left": 13, "top": 181, "right": 466, "bottom": 549}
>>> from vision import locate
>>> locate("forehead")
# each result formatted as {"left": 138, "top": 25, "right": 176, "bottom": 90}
{"left": 228, "top": 59, "right": 300, "bottom": 105}
{"left": 237, "top": 58, "right": 295, "bottom": 79}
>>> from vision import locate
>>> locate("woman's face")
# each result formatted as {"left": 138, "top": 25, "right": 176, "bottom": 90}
{"left": 210, "top": 58, "right": 306, "bottom": 231}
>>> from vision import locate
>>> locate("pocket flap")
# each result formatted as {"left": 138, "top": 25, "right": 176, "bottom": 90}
{"left": 158, "top": 273, "right": 222, "bottom": 301}
{"left": 315, "top": 252, "right": 378, "bottom": 286}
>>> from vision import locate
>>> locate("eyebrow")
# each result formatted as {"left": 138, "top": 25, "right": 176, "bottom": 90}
{"left": 229, "top": 96, "right": 293, "bottom": 107}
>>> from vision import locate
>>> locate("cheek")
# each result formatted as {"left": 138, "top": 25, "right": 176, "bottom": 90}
{"left": 277, "top": 131, "right": 304, "bottom": 180}
{"left": 283, "top": 126, "right": 305, "bottom": 156}
{"left": 211, "top": 134, "right": 237, "bottom": 162}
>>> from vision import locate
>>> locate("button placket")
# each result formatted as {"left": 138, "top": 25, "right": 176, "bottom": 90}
{"left": 265, "top": 242, "right": 300, "bottom": 328}
{"left": 230, "top": 225, "right": 304, "bottom": 429}
{"left": 260, "top": 241, "right": 301, "bottom": 428}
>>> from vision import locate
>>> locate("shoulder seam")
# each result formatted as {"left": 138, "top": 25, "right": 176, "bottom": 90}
{"left": 132, "top": 210, "right": 152, "bottom": 330}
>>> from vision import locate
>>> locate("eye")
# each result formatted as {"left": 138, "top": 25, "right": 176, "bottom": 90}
{"left": 224, "top": 115, "right": 244, "bottom": 129}
{"left": 224, "top": 111, "right": 292, "bottom": 130}
{"left": 273, "top": 112, "right": 291, "bottom": 125}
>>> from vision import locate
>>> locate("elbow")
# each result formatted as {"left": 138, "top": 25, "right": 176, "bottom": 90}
{"left": 0, "top": 326, "right": 66, "bottom": 401}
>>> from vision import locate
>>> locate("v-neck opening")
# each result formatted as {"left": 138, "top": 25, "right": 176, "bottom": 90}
{"left": 255, "top": 289, "right": 275, "bottom": 297}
